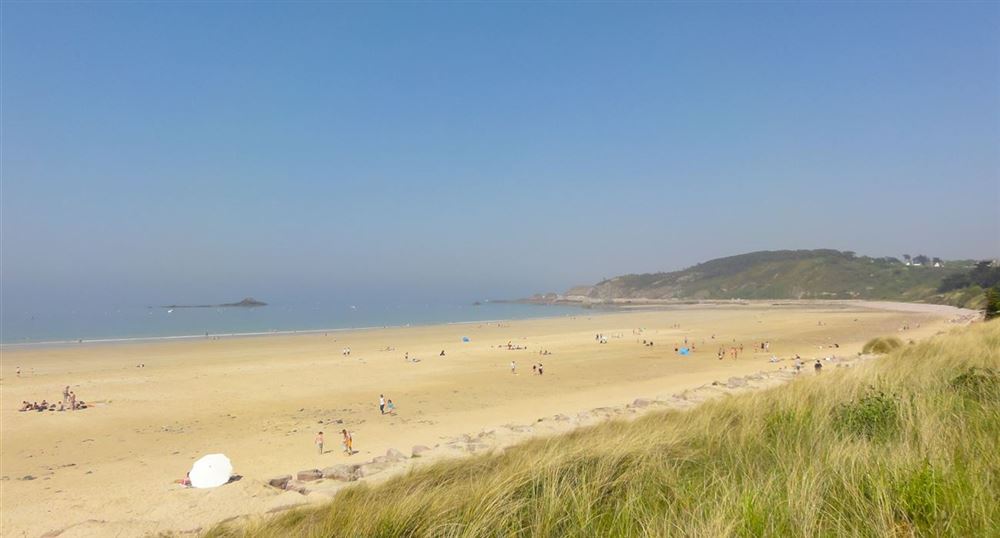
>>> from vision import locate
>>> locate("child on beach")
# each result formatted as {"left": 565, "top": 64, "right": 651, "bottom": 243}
{"left": 315, "top": 432, "right": 324, "bottom": 454}
{"left": 387, "top": 399, "right": 396, "bottom": 415}
{"left": 379, "top": 394, "right": 386, "bottom": 414}
{"left": 341, "top": 429, "right": 353, "bottom": 455}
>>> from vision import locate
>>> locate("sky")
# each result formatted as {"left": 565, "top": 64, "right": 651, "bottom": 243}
{"left": 2, "top": 2, "right": 999, "bottom": 308}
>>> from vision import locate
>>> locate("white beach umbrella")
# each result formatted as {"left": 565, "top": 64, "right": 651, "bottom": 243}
{"left": 188, "top": 453, "right": 233, "bottom": 489}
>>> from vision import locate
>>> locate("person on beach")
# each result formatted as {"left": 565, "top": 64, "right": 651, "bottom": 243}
{"left": 315, "top": 431, "right": 324, "bottom": 454}
{"left": 510, "top": 361, "right": 516, "bottom": 374}
{"left": 379, "top": 394, "right": 386, "bottom": 414}
{"left": 341, "top": 429, "right": 353, "bottom": 455}
{"left": 63, "top": 386, "right": 70, "bottom": 406}
{"left": 814, "top": 359, "right": 823, "bottom": 373}
{"left": 387, "top": 399, "right": 396, "bottom": 415}
{"left": 175, "top": 472, "right": 192, "bottom": 487}
{"left": 538, "top": 363, "right": 544, "bottom": 375}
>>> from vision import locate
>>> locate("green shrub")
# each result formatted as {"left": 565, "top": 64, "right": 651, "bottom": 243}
{"left": 862, "top": 336, "right": 904, "bottom": 354}
{"left": 832, "top": 388, "right": 900, "bottom": 442}
{"left": 950, "top": 367, "right": 998, "bottom": 401}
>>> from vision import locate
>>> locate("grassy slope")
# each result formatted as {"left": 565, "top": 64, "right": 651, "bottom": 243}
{"left": 587, "top": 250, "right": 972, "bottom": 304}
{"left": 208, "top": 321, "right": 999, "bottom": 538}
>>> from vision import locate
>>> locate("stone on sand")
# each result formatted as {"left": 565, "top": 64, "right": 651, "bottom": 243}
{"left": 283, "top": 480, "right": 310, "bottom": 494}
{"left": 411, "top": 445, "right": 431, "bottom": 457}
{"left": 322, "top": 465, "right": 359, "bottom": 482}
{"left": 267, "top": 490, "right": 309, "bottom": 512}
{"left": 358, "top": 461, "right": 393, "bottom": 478}
{"left": 727, "top": 377, "right": 748, "bottom": 388}
{"left": 385, "top": 448, "right": 407, "bottom": 461}
{"left": 267, "top": 474, "right": 292, "bottom": 489}
{"left": 296, "top": 469, "right": 323, "bottom": 482}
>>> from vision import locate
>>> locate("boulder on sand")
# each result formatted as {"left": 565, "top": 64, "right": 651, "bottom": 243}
{"left": 267, "top": 474, "right": 292, "bottom": 489}
{"left": 411, "top": 445, "right": 431, "bottom": 457}
{"left": 283, "top": 479, "right": 310, "bottom": 494}
{"left": 296, "top": 469, "right": 323, "bottom": 482}
{"left": 632, "top": 398, "right": 653, "bottom": 408}
{"left": 385, "top": 448, "right": 407, "bottom": 461}
{"left": 727, "top": 377, "right": 748, "bottom": 388}
{"left": 358, "top": 461, "right": 392, "bottom": 478}
{"left": 322, "top": 465, "right": 359, "bottom": 482}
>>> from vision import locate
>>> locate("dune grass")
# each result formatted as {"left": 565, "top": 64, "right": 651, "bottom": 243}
{"left": 207, "top": 322, "right": 1000, "bottom": 538}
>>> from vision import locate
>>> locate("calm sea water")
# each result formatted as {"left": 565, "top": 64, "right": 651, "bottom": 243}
{"left": 0, "top": 301, "right": 586, "bottom": 345}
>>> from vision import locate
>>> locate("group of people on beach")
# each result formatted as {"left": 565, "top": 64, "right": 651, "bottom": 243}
{"left": 509, "top": 361, "right": 544, "bottom": 375}
{"left": 315, "top": 429, "right": 354, "bottom": 455}
{"left": 18, "top": 386, "right": 86, "bottom": 412}
{"left": 378, "top": 394, "right": 397, "bottom": 415}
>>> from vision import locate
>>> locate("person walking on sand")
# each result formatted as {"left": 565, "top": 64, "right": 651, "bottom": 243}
{"left": 379, "top": 394, "right": 386, "bottom": 415}
{"left": 341, "top": 429, "right": 353, "bottom": 455}
{"left": 315, "top": 431, "right": 324, "bottom": 454}
{"left": 62, "top": 386, "right": 70, "bottom": 406}
{"left": 814, "top": 359, "right": 823, "bottom": 374}
{"left": 510, "top": 361, "right": 516, "bottom": 374}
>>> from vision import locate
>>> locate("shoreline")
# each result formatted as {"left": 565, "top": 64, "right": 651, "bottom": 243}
{"left": 1, "top": 300, "right": 976, "bottom": 350}
{"left": 0, "top": 310, "right": 590, "bottom": 350}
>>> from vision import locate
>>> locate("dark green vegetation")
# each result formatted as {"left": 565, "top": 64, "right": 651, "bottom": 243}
{"left": 985, "top": 288, "right": 1000, "bottom": 321}
{"left": 207, "top": 321, "right": 999, "bottom": 538}
{"left": 862, "top": 336, "right": 904, "bottom": 354}
{"left": 578, "top": 250, "right": 993, "bottom": 308}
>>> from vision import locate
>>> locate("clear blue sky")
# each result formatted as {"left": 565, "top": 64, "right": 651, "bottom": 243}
{"left": 2, "top": 2, "right": 998, "bottom": 307}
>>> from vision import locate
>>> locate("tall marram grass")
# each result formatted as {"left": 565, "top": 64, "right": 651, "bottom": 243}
{"left": 207, "top": 322, "right": 1000, "bottom": 537}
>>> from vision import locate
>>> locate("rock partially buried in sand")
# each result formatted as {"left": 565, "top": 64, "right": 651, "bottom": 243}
{"left": 358, "top": 461, "right": 393, "bottom": 478}
{"left": 411, "top": 445, "right": 431, "bottom": 457}
{"left": 322, "top": 465, "right": 359, "bottom": 482}
{"left": 296, "top": 469, "right": 323, "bottom": 482}
{"left": 267, "top": 474, "right": 292, "bottom": 489}
{"left": 727, "top": 377, "right": 748, "bottom": 388}
{"left": 631, "top": 398, "right": 653, "bottom": 408}
{"left": 283, "top": 479, "right": 310, "bottom": 494}
{"left": 268, "top": 490, "right": 309, "bottom": 511}
{"left": 385, "top": 448, "right": 407, "bottom": 462}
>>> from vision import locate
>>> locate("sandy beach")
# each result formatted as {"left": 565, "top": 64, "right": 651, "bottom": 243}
{"left": 0, "top": 302, "right": 976, "bottom": 537}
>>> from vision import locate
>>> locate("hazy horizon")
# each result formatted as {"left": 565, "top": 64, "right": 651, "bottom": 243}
{"left": 3, "top": 3, "right": 999, "bottom": 312}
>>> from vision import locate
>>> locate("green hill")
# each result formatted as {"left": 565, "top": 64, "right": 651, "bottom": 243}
{"left": 579, "top": 249, "right": 977, "bottom": 305}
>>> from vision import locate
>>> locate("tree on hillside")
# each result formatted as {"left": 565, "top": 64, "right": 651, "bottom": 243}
{"left": 913, "top": 254, "right": 930, "bottom": 265}
{"left": 932, "top": 257, "right": 943, "bottom": 267}
{"left": 903, "top": 254, "right": 912, "bottom": 265}
{"left": 985, "top": 287, "right": 1000, "bottom": 321}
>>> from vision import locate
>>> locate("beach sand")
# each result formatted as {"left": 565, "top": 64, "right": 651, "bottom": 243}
{"left": 0, "top": 302, "right": 975, "bottom": 537}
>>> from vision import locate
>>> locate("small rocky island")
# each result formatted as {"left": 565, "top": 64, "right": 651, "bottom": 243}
{"left": 161, "top": 297, "right": 267, "bottom": 309}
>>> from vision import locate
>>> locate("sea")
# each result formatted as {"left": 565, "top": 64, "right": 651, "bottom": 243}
{"left": 0, "top": 301, "right": 587, "bottom": 346}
